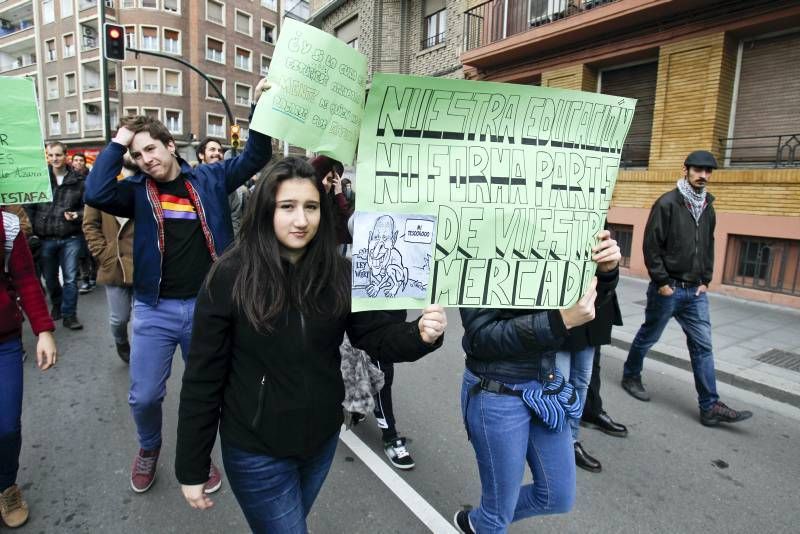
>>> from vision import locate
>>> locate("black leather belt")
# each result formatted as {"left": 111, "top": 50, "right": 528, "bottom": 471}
{"left": 670, "top": 278, "right": 699, "bottom": 289}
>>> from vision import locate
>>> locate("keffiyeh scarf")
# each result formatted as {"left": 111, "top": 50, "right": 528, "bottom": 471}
{"left": 677, "top": 178, "right": 707, "bottom": 224}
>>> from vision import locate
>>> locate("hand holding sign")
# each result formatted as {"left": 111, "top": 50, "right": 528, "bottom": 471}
{"left": 418, "top": 304, "right": 447, "bottom": 344}
{"left": 559, "top": 277, "right": 598, "bottom": 329}
{"left": 592, "top": 230, "right": 621, "bottom": 272}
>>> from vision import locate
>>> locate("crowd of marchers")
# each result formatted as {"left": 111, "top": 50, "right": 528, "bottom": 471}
{"left": 0, "top": 80, "right": 751, "bottom": 534}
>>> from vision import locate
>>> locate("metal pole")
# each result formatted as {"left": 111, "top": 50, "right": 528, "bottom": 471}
{"left": 100, "top": 0, "right": 112, "bottom": 143}
{"left": 126, "top": 47, "right": 235, "bottom": 128}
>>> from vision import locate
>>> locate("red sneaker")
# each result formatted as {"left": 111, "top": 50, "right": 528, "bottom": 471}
{"left": 130, "top": 448, "right": 160, "bottom": 493}
{"left": 204, "top": 461, "right": 223, "bottom": 494}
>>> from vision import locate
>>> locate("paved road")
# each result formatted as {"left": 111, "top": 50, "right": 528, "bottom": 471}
{"left": 14, "top": 289, "right": 800, "bottom": 533}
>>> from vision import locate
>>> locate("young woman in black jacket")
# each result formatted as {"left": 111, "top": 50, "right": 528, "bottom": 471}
{"left": 174, "top": 157, "right": 446, "bottom": 533}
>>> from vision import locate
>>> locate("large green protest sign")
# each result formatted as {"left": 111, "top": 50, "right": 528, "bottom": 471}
{"left": 250, "top": 19, "right": 367, "bottom": 164}
{"left": 0, "top": 77, "right": 51, "bottom": 205}
{"left": 352, "top": 74, "right": 636, "bottom": 312}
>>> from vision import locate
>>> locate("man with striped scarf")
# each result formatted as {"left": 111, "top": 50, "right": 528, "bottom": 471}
{"left": 621, "top": 150, "right": 753, "bottom": 427}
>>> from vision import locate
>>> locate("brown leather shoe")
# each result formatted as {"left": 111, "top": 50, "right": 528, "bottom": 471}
{"left": 0, "top": 484, "right": 30, "bottom": 528}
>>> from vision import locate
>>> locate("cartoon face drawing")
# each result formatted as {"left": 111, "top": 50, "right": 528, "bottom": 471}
{"left": 366, "top": 215, "right": 408, "bottom": 297}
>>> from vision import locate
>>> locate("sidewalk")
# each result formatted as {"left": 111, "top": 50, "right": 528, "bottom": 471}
{"left": 612, "top": 276, "right": 800, "bottom": 408}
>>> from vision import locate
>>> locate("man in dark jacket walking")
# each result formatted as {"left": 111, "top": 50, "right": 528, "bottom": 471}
{"left": 25, "top": 141, "right": 85, "bottom": 329}
{"left": 621, "top": 150, "right": 752, "bottom": 427}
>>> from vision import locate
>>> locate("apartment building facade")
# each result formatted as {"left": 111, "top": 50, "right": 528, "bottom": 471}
{"left": 459, "top": 0, "right": 800, "bottom": 307}
{"left": 307, "top": 0, "right": 465, "bottom": 79}
{"left": 0, "top": 0, "right": 280, "bottom": 162}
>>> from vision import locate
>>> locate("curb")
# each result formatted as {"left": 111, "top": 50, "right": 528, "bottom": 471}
{"left": 609, "top": 336, "right": 800, "bottom": 410}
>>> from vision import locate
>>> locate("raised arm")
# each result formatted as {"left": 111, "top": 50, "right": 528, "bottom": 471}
{"left": 85, "top": 131, "right": 135, "bottom": 217}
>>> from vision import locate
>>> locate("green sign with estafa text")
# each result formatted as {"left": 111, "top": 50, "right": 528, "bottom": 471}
{"left": 0, "top": 77, "right": 51, "bottom": 205}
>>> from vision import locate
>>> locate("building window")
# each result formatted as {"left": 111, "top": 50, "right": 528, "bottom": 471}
{"left": 84, "top": 103, "right": 102, "bottom": 130}
{"left": 124, "top": 107, "right": 138, "bottom": 117}
{"left": 163, "top": 29, "right": 180, "bottom": 54}
{"left": 235, "top": 10, "right": 252, "bottom": 35}
{"left": 46, "top": 77, "right": 59, "bottom": 100}
{"left": 67, "top": 111, "right": 79, "bottom": 133}
{"left": 49, "top": 113, "right": 61, "bottom": 136}
{"left": 64, "top": 72, "right": 77, "bottom": 96}
{"left": 141, "top": 68, "right": 160, "bottom": 93}
{"left": 423, "top": 4, "right": 446, "bottom": 49}
{"left": 261, "top": 22, "right": 275, "bottom": 44}
{"left": 142, "top": 107, "right": 160, "bottom": 120}
{"left": 122, "top": 67, "right": 138, "bottom": 92}
{"left": 165, "top": 109, "right": 182, "bottom": 134}
{"left": 141, "top": 26, "right": 159, "bottom": 51}
{"left": 206, "top": 37, "right": 224, "bottom": 64}
{"left": 206, "top": 0, "right": 224, "bottom": 25}
{"left": 63, "top": 34, "right": 76, "bottom": 58}
{"left": 42, "top": 0, "right": 56, "bottom": 24}
{"left": 122, "top": 0, "right": 135, "bottom": 7}
{"left": 335, "top": 16, "right": 358, "bottom": 50}
{"left": 608, "top": 223, "right": 633, "bottom": 268}
{"left": 124, "top": 26, "right": 136, "bottom": 48}
{"left": 45, "top": 40, "right": 57, "bottom": 62}
{"left": 206, "top": 76, "right": 225, "bottom": 100}
{"left": 235, "top": 47, "right": 251, "bottom": 71}
{"left": 261, "top": 0, "right": 277, "bottom": 11}
{"left": 163, "top": 70, "right": 181, "bottom": 95}
{"left": 141, "top": 0, "right": 157, "bottom": 8}
{"left": 724, "top": 236, "right": 800, "bottom": 296}
{"left": 164, "top": 0, "right": 179, "bottom": 13}
{"left": 81, "top": 26, "right": 98, "bottom": 50}
{"left": 62, "top": 0, "right": 74, "bottom": 18}
{"left": 110, "top": 107, "right": 119, "bottom": 129}
{"left": 81, "top": 63, "right": 101, "bottom": 91}
{"left": 207, "top": 114, "right": 225, "bottom": 138}
{"left": 234, "top": 83, "right": 251, "bottom": 106}
{"left": 236, "top": 118, "right": 249, "bottom": 140}
{"left": 260, "top": 55, "right": 270, "bottom": 77}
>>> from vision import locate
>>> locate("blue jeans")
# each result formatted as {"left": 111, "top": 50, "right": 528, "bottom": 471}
{"left": 624, "top": 282, "right": 719, "bottom": 410}
{"left": 222, "top": 432, "right": 340, "bottom": 534}
{"left": 39, "top": 235, "right": 82, "bottom": 317}
{"left": 129, "top": 298, "right": 195, "bottom": 450}
{"left": 106, "top": 286, "right": 134, "bottom": 344}
{"left": 556, "top": 346, "right": 595, "bottom": 442}
{"left": 0, "top": 338, "right": 24, "bottom": 491}
{"left": 461, "top": 369, "right": 575, "bottom": 534}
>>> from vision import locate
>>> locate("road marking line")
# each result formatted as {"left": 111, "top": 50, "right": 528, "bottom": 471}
{"left": 339, "top": 427, "right": 458, "bottom": 534}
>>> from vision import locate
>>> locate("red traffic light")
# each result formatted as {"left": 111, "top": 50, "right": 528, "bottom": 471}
{"left": 103, "top": 23, "right": 125, "bottom": 61}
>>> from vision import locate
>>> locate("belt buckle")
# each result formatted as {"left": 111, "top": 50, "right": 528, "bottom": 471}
{"left": 480, "top": 378, "right": 503, "bottom": 394}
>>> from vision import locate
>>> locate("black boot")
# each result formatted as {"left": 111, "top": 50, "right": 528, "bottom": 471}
{"left": 574, "top": 442, "right": 601, "bottom": 473}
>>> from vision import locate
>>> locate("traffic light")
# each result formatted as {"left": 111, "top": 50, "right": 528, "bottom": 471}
{"left": 104, "top": 23, "right": 125, "bottom": 61}
{"left": 230, "top": 124, "right": 241, "bottom": 150}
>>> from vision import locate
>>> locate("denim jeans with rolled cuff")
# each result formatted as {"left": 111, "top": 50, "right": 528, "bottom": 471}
{"left": 624, "top": 281, "right": 720, "bottom": 410}
{"left": 461, "top": 369, "right": 575, "bottom": 534}
{"left": 556, "top": 345, "right": 595, "bottom": 442}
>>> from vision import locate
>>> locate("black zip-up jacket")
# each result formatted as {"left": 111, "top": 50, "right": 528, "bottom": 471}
{"left": 175, "top": 256, "right": 443, "bottom": 485}
{"left": 643, "top": 188, "right": 715, "bottom": 287}
{"left": 460, "top": 268, "right": 619, "bottom": 383}
{"left": 25, "top": 166, "right": 85, "bottom": 239}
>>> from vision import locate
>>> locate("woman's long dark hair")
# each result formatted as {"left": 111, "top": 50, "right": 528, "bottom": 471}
{"left": 209, "top": 156, "right": 349, "bottom": 333}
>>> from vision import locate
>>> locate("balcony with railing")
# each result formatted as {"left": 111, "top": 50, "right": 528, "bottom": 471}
{"left": 0, "top": 50, "right": 35, "bottom": 74}
{"left": 721, "top": 134, "right": 800, "bottom": 169}
{"left": 0, "top": 1, "right": 35, "bottom": 39}
{"left": 464, "top": 0, "right": 620, "bottom": 51}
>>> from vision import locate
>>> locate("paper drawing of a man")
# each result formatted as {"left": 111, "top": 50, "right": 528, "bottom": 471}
{"left": 366, "top": 215, "right": 408, "bottom": 297}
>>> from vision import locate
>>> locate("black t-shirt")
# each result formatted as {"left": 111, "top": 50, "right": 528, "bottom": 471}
{"left": 155, "top": 177, "right": 212, "bottom": 299}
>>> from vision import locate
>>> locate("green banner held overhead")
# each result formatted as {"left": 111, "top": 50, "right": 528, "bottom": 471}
{"left": 250, "top": 18, "right": 367, "bottom": 164}
{"left": 352, "top": 74, "right": 636, "bottom": 312}
{"left": 0, "top": 77, "right": 51, "bottom": 205}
